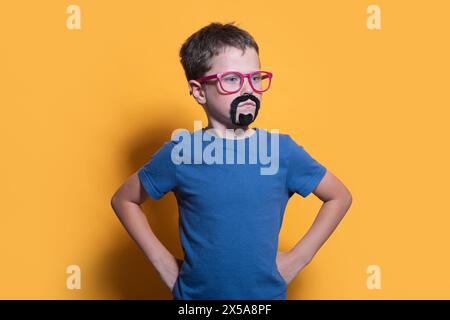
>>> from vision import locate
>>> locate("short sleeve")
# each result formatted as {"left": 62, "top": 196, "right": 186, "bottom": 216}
{"left": 138, "top": 141, "right": 177, "bottom": 200}
{"left": 286, "top": 135, "right": 327, "bottom": 198}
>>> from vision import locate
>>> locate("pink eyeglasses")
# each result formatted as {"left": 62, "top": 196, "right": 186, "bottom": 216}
{"left": 195, "top": 70, "right": 273, "bottom": 94}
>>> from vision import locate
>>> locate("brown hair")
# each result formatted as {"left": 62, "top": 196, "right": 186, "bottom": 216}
{"left": 179, "top": 22, "right": 259, "bottom": 81}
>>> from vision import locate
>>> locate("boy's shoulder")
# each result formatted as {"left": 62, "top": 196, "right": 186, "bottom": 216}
{"left": 257, "top": 128, "right": 298, "bottom": 146}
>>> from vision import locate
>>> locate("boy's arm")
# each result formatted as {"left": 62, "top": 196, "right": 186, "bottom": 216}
{"left": 110, "top": 172, "right": 181, "bottom": 291}
{"left": 277, "top": 170, "right": 352, "bottom": 284}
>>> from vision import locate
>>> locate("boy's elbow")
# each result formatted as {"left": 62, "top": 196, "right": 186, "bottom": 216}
{"left": 344, "top": 190, "right": 352, "bottom": 204}
{"left": 110, "top": 191, "right": 122, "bottom": 212}
{"left": 110, "top": 195, "right": 118, "bottom": 211}
{"left": 340, "top": 190, "right": 352, "bottom": 211}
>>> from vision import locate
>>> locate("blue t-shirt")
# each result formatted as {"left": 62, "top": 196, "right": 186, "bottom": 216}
{"left": 138, "top": 127, "right": 327, "bottom": 300}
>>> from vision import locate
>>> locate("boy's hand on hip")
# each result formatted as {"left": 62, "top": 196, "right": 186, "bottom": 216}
{"left": 154, "top": 253, "right": 184, "bottom": 292}
{"left": 276, "top": 250, "right": 308, "bottom": 286}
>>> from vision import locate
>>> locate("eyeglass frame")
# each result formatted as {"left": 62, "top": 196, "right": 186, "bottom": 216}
{"left": 194, "top": 70, "right": 273, "bottom": 94}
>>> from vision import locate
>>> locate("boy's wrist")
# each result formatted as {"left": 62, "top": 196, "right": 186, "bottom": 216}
{"left": 148, "top": 246, "right": 172, "bottom": 267}
{"left": 288, "top": 248, "right": 313, "bottom": 271}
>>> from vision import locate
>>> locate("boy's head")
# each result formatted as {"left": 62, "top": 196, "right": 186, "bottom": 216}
{"left": 179, "top": 22, "right": 272, "bottom": 129}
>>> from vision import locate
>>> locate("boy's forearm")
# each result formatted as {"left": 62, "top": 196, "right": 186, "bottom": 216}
{"left": 111, "top": 199, "right": 173, "bottom": 267}
{"left": 289, "top": 197, "right": 352, "bottom": 269}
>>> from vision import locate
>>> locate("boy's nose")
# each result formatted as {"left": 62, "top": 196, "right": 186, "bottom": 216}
{"left": 241, "top": 77, "right": 253, "bottom": 95}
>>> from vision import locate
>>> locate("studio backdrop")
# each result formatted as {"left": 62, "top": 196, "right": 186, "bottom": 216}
{"left": 1, "top": 0, "right": 449, "bottom": 299}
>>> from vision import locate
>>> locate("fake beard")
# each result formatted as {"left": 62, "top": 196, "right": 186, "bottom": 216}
{"left": 229, "top": 94, "right": 261, "bottom": 126}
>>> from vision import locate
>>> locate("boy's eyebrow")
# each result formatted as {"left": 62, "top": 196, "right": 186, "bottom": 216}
{"left": 217, "top": 69, "right": 263, "bottom": 74}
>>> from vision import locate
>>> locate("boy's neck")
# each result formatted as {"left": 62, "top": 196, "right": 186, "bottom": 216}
{"left": 205, "top": 119, "right": 255, "bottom": 139}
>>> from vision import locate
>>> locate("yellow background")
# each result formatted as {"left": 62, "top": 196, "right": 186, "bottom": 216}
{"left": 1, "top": 0, "right": 449, "bottom": 299}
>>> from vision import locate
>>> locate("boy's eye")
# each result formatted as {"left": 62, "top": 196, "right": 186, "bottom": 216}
{"left": 252, "top": 75, "right": 262, "bottom": 82}
{"left": 223, "top": 76, "right": 240, "bottom": 83}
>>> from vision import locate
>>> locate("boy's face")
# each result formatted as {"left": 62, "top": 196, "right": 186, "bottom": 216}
{"left": 189, "top": 46, "right": 262, "bottom": 129}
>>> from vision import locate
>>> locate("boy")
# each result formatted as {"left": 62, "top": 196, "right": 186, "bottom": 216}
{"left": 111, "top": 22, "right": 352, "bottom": 300}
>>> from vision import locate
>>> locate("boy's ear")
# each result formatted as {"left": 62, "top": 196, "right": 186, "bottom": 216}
{"left": 188, "top": 80, "right": 207, "bottom": 105}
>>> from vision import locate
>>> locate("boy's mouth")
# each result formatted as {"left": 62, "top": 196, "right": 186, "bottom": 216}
{"left": 239, "top": 102, "right": 255, "bottom": 107}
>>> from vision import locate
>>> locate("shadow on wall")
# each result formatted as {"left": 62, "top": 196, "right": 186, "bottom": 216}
{"left": 102, "top": 111, "right": 187, "bottom": 299}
